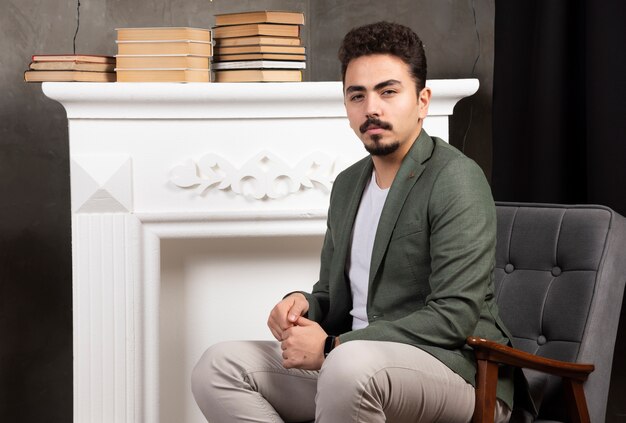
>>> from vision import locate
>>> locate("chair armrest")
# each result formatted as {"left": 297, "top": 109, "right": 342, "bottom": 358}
{"left": 466, "top": 336, "right": 594, "bottom": 382}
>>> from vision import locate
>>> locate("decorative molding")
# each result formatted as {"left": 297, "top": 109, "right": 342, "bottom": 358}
{"left": 71, "top": 155, "right": 133, "bottom": 213}
{"left": 169, "top": 151, "right": 340, "bottom": 200}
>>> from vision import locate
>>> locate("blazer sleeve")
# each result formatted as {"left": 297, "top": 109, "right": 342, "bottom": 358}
{"left": 297, "top": 225, "right": 332, "bottom": 322}
{"left": 291, "top": 183, "right": 337, "bottom": 323}
{"left": 339, "top": 156, "right": 496, "bottom": 349}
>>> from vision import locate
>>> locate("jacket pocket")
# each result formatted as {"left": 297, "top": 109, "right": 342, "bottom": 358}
{"left": 391, "top": 222, "right": 424, "bottom": 240}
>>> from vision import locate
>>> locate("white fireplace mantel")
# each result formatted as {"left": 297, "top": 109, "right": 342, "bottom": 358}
{"left": 43, "top": 80, "right": 478, "bottom": 423}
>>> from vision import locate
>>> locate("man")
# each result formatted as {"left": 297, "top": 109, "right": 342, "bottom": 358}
{"left": 192, "top": 21, "right": 514, "bottom": 422}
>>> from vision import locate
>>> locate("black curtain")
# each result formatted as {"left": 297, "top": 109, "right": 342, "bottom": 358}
{"left": 493, "top": 0, "right": 626, "bottom": 215}
{"left": 492, "top": 2, "right": 626, "bottom": 422}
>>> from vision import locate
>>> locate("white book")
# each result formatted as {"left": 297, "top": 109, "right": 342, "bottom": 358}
{"left": 212, "top": 60, "right": 306, "bottom": 70}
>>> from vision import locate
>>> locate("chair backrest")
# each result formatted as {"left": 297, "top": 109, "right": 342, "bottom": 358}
{"left": 494, "top": 203, "right": 626, "bottom": 422}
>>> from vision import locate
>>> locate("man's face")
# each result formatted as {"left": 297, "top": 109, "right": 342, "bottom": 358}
{"left": 343, "top": 54, "right": 430, "bottom": 158}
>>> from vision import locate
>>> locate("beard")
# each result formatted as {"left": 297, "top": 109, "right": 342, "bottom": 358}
{"left": 364, "top": 135, "right": 401, "bottom": 156}
{"left": 359, "top": 116, "right": 398, "bottom": 156}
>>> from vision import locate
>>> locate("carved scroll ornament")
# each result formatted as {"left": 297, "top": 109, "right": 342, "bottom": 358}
{"left": 169, "top": 151, "right": 339, "bottom": 200}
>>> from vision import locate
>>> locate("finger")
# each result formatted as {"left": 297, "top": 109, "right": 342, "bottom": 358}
{"left": 287, "top": 296, "right": 308, "bottom": 323}
{"left": 287, "top": 305, "right": 304, "bottom": 323}
{"left": 268, "top": 301, "right": 289, "bottom": 327}
{"left": 269, "top": 327, "right": 282, "bottom": 341}
{"left": 268, "top": 314, "right": 292, "bottom": 334}
{"left": 295, "top": 316, "right": 314, "bottom": 326}
{"left": 282, "top": 355, "right": 296, "bottom": 369}
{"left": 280, "top": 327, "right": 295, "bottom": 342}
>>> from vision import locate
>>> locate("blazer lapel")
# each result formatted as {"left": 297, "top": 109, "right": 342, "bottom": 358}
{"left": 369, "top": 130, "right": 435, "bottom": 285}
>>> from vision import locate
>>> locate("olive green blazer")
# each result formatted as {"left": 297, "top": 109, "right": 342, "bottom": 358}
{"left": 301, "top": 130, "right": 515, "bottom": 408}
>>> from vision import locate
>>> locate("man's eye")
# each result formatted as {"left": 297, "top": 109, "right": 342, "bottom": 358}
{"left": 350, "top": 94, "right": 364, "bottom": 102}
{"left": 382, "top": 90, "right": 396, "bottom": 96}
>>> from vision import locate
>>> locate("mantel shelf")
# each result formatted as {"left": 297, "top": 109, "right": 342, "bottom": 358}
{"left": 42, "top": 79, "right": 478, "bottom": 119}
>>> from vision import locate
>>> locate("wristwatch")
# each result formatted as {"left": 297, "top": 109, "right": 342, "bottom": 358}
{"left": 324, "top": 335, "right": 337, "bottom": 358}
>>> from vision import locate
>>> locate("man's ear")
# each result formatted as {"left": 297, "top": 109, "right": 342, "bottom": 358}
{"left": 417, "top": 87, "right": 432, "bottom": 120}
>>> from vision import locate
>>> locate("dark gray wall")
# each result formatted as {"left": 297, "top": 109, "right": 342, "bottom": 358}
{"left": 3, "top": 1, "right": 623, "bottom": 422}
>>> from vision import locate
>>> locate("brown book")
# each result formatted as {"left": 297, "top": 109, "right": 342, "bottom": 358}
{"left": 215, "top": 11, "right": 304, "bottom": 26}
{"left": 214, "top": 69, "right": 301, "bottom": 83}
{"left": 29, "top": 61, "right": 115, "bottom": 72}
{"left": 212, "top": 60, "right": 305, "bottom": 70}
{"left": 215, "top": 53, "right": 306, "bottom": 62}
{"left": 116, "top": 27, "right": 212, "bottom": 42}
{"left": 116, "top": 55, "right": 210, "bottom": 69}
{"left": 215, "top": 45, "right": 305, "bottom": 55}
{"left": 24, "top": 70, "right": 115, "bottom": 82}
{"left": 116, "top": 69, "right": 210, "bottom": 82}
{"left": 215, "top": 36, "right": 301, "bottom": 47}
{"left": 116, "top": 40, "right": 213, "bottom": 56}
{"left": 31, "top": 54, "right": 115, "bottom": 64}
{"left": 212, "top": 24, "right": 299, "bottom": 39}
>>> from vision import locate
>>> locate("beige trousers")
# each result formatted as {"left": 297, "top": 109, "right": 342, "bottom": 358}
{"left": 191, "top": 340, "right": 511, "bottom": 423}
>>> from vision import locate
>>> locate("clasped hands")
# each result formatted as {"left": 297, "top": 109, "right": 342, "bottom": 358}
{"left": 267, "top": 293, "right": 327, "bottom": 370}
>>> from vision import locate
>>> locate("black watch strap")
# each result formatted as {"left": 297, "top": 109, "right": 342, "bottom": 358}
{"left": 324, "top": 335, "right": 337, "bottom": 358}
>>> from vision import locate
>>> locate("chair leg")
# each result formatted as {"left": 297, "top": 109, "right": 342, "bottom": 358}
{"left": 473, "top": 359, "right": 499, "bottom": 423}
{"left": 562, "top": 379, "right": 590, "bottom": 423}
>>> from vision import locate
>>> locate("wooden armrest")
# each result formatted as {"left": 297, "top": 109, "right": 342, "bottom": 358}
{"left": 467, "top": 336, "right": 594, "bottom": 382}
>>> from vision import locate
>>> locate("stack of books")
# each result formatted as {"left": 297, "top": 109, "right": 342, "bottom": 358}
{"left": 212, "top": 11, "right": 306, "bottom": 82}
{"left": 24, "top": 55, "right": 116, "bottom": 82}
{"left": 115, "top": 27, "right": 213, "bottom": 82}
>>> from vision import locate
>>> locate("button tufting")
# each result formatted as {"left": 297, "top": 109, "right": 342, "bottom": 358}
{"left": 537, "top": 335, "right": 547, "bottom": 345}
{"left": 551, "top": 266, "right": 562, "bottom": 276}
{"left": 504, "top": 263, "right": 515, "bottom": 273}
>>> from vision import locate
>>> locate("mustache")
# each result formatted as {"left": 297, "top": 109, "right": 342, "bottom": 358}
{"left": 359, "top": 117, "right": 393, "bottom": 134}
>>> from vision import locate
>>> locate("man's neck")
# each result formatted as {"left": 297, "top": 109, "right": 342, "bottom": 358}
{"left": 372, "top": 157, "right": 402, "bottom": 189}
{"left": 371, "top": 128, "right": 421, "bottom": 189}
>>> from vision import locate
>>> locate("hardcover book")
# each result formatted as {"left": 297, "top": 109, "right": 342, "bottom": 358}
{"left": 116, "top": 27, "right": 212, "bottom": 42}
{"left": 115, "top": 55, "right": 210, "bottom": 69}
{"left": 215, "top": 36, "right": 301, "bottom": 47}
{"left": 212, "top": 24, "right": 299, "bottom": 39}
{"left": 115, "top": 68, "right": 210, "bottom": 82}
{"left": 214, "top": 53, "right": 306, "bottom": 62}
{"left": 215, "top": 11, "right": 304, "bottom": 26}
{"left": 24, "top": 70, "right": 116, "bottom": 82}
{"left": 29, "top": 61, "right": 115, "bottom": 72}
{"left": 116, "top": 40, "right": 213, "bottom": 56}
{"left": 212, "top": 60, "right": 305, "bottom": 70}
{"left": 214, "top": 45, "right": 305, "bottom": 55}
{"left": 31, "top": 54, "right": 115, "bottom": 64}
{"left": 214, "top": 69, "right": 302, "bottom": 83}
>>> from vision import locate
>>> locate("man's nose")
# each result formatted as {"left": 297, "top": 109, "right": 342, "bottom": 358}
{"left": 365, "top": 95, "right": 381, "bottom": 117}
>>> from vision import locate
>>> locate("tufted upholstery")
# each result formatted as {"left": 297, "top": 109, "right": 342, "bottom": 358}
{"left": 494, "top": 203, "right": 626, "bottom": 422}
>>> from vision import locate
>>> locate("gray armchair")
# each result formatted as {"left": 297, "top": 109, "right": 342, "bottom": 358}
{"left": 470, "top": 203, "right": 626, "bottom": 422}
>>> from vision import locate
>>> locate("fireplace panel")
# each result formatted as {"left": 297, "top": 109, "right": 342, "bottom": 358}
{"left": 159, "top": 236, "right": 323, "bottom": 423}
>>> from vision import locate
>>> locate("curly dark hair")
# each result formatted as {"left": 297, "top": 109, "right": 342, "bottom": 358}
{"left": 338, "top": 21, "right": 427, "bottom": 92}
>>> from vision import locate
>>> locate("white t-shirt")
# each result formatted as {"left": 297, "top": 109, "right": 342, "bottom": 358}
{"left": 346, "top": 170, "right": 389, "bottom": 330}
